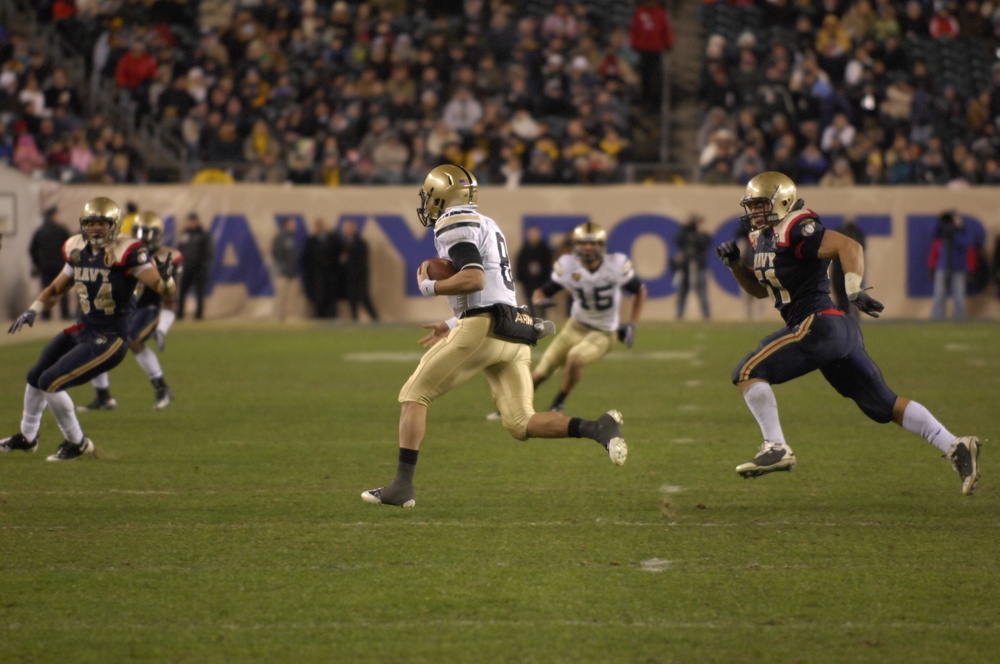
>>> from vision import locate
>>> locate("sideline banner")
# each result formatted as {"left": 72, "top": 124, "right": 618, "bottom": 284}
{"left": 20, "top": 181, "right": 1000, "bottom": 323}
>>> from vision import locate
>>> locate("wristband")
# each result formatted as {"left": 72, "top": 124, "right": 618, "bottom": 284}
{"left": 29, "top": 300, "right": 45, "bottom": 314}
{"left": 844, "top": 272, "right": 863, "bottom": 296}
{"left": 444, "top": 316, "right": 459, "bottom": 329}
{"left": 419, "top": 279, "right": 437, "bottom": 297}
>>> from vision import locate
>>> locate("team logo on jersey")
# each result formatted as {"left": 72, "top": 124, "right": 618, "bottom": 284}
{"left": 137, "top": 248, "right": 148, "bottom": 264}
{"left": 572, "top": 273, "right": 581, "bottom": 281}
{"left": 801, "top": 222, "right": 816, "bottom": 236}
{"left": 69, "top": 249, "right": 82, "bottom": 265}
{"left": 95, "top": 336, "right": 107, "bottom": 345}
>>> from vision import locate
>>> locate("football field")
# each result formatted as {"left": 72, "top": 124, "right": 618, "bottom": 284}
{"left": 1, "top": 320, "right": 997, "bottom": 663}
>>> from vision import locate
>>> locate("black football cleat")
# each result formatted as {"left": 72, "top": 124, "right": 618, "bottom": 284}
{"left": 46, "top": 437, "right": 95, "bottom": 461}
{"left": 736, "top": 441, "right": 796, "bottom": 478}
{"left": 0, "top": 432, "right": 39, "bottom": 454}
{"left": 947, "top": 437, "right": 981, "bottom": 496}
{"left": 361, "top": 485, "right": 415, "bottom": 508}
{"left": 77, "top": 396, "right": 117, "bottom": 412}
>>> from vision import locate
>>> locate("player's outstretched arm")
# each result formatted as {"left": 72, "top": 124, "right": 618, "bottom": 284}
{"left": 618, "top": 283, "right": 647, "bottom": 349}
{"left": 9, "top": 272, "right": 73, "bottom": 334}
{"left": 818, "top": 230, "right": 884, "bottom": 317}
{"left": 138, "top": 264, "right": 176, "bottom": 308}
{"left": 717, "top": 241, "right": 767, "bottom": 299}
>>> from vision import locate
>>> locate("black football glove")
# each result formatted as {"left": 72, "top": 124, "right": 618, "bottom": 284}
{"left": 8, "top": 309, "right": 37, "bottom": 334}
{"left": 155, "top": 252, "right": 175, "bottom": 282}
{"left": 849, "top": 289, "right": 884, "bottom": 318}
{"left": 617, "top": 322, "right": 636, "bottom": 348}
{"left": 716, "top": 241, "right": 741, "bottom": 268}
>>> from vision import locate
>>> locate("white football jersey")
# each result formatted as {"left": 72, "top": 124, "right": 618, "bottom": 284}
{"left": 552, "top": 252, "right": 636, "bottom": 331}
{"left": 433, "top": 206, "right": 518, "bottom": 317}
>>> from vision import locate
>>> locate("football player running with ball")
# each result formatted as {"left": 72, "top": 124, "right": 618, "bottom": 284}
{"left": 362, "top": 164, "right": 628, "bottom": 509}
{"left": 79, "top": 210, "right": 183, "bottom": 412}
{"left": 488, "top": 221, "right": 646, "bottom": 419}
{"left": 717, "top": 171, "right": 980, "bottom": 494}
{"left": 2, "top": 197, "right": 177, "bottom": 461}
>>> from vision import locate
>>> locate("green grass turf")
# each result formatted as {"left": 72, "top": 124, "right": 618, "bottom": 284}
{"left": 0, "top": 320, "right": 997, "bottom": 663}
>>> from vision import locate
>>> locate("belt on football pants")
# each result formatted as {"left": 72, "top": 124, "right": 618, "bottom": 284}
{"left": 459, "top": 306, "right": 494, "bottom": 319}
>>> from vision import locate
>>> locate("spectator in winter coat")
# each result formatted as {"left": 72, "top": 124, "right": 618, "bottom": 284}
{"left": 629, "top": 0, "right": 674, "bottom": 110}
{"left": 929, "top": 211, "right": 978, "bottom": 320}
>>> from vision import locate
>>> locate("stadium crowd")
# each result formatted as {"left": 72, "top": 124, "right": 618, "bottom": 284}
{"left": 698, "top": 0, "right": 1000, "bottom": 186}
{"left": 3, "top": 0, "right": 640, "bottom": 185}
{"left": 2, "top": 1, "right": 999, "bottom": 186}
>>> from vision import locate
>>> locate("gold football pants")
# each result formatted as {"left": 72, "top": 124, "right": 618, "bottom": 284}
{"left": 399, "top": 314, "right": 535, "bottom": 439}
{"left": 532, "top": 317, "right": 613, "bottom": 380}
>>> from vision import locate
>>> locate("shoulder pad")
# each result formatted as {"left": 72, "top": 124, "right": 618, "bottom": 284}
{"left": 553, "top": 253, "right": 576, "bottom": 275}
{"left": 435, "top": 210, "right": 481, "bottom": 231}
{"left": 110, "top": 237, "right": 148, "bottom": 266}
{"left": 605, "top": 252, "right": 628, "bottom": 270}
{"left": 775, "top": 210, "right": 822, "bottom": 247}
{"left": 63, "top": 235, "right": 88, "bottom": 260}
{"left": 438, "top": 206, "right": 477, "bottom": 221}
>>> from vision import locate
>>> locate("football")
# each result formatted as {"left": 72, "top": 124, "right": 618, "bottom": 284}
{"left": 425, "top": 257, "right": 457, "bottom": 280}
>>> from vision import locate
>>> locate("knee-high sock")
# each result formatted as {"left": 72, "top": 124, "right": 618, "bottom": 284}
{"left": 134, "top": 347, "right": 163, "bottom": 380}
{"left": 742, "top": 382, "right": 789, "bottom": 450}
{"left": 91, "top": 372, "right": 110, "bottom": 389}
{"left": 43, "top": 391, "right": 84, "bottom": 445}
{"left": 901, "top": 400, "right": 954, "bottom": 453}
{"left": 21, "top": 384, "right": 46, "bottom": 440}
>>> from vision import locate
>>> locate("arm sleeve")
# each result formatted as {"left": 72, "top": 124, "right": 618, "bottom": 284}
{"left": 448, "top": 241, "right": 484, "bottom": 272}
{"left": 539, "top": 280, "right": 563, "bottom": 297}
{"left": 789, "top": 217, "right": 825, "bottom": 260}
{"left": 622, "top": 276, "right": 644, "bottom": 295}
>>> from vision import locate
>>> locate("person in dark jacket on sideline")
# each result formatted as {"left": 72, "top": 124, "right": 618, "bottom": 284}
{"left": 929, "top": 210, "right": 977, "bottom": 321}
{"left": 515, "top": 224, "right": 554, "bottom": 317}
{"left": 177, "top": 212, "right": 214, "bottom": 320}
{"left": 337, "top": 219, "right": 378, "bottom": 322}
{"left": 29, "top": 206, "right": 72, "bottom": 320}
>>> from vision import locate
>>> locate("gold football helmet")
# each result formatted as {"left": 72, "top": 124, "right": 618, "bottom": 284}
{"left": 80, "top": 196, "right": 122, "bottom": 248}
{"left": 417, "top": 163, "right": 478, "bottom": 227}
{"left": 739, "top": 171, "right": 798, "bottom": 230}
{"left": 132, "top": 210, "right": 165, "bottom": 251}
{"left": 572, "top": 222, "right": 607, "bottom": 265}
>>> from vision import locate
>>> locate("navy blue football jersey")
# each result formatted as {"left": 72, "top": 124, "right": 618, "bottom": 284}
{"left": 63, "top": 234, "right": 153, "bottom": 337}
{"left": 749, "top": 209, "right": 837, "bottom": 327}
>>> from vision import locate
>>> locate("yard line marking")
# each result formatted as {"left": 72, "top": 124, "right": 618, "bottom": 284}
{"left": 639, "top": 558, "right": 673, "bottom": 572}
{"left": 345, "top": 350, "right": 698, "bottom": 362}
{"left": 5, "top": 520, "right": 1000, "bottom": 530}
{"left": 4, "top": 619, "right": 999, "bottom": 631}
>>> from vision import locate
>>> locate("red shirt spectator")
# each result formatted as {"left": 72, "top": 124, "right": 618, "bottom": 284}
{"left": 929, "top": 4, "right": 960, "bottom": 39}
{"left": 115, "top": 41, "right": 158, "bottom": 92}
{"left": 51, "top": 0, "right": 77, "bottom": 21}
{"left": 629, "top": 0, "right": 674, "bottom": 53}
{"left": 630, "top": 0, "right": 674, "bottom": 109}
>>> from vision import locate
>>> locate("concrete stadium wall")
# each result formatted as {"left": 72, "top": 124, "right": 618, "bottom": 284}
{"left": 3, "top": 166, "right": 1000, "bottom": 323}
